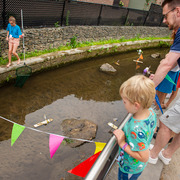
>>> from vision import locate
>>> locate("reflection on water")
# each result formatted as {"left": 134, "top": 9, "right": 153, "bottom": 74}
{"left": 0, "top": 48, "right": 168, "bottom": 179}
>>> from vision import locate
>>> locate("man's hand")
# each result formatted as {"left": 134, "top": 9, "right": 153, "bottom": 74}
{"left": 6, "top": 37, "right": 9, "bottom": 41}
{"left": 149, "top": 74, "right": 155, "bottom": 80}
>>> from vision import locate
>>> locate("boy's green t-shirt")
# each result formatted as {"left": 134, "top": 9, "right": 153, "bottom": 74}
{"left": 118, "top": 108, "right": 157, "bottom": 174}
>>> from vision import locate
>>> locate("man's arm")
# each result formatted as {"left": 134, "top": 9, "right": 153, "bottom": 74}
{"left": 153, "top": 52, "right": 180, "bottom": 87}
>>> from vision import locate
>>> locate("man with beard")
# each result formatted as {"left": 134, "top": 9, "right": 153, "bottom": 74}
{"left": 149, "top": 0, "right": 180, "bottom": 165}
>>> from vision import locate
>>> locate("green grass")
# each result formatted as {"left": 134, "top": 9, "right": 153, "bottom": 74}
{"left": 0, "top": 36, "right": 170, "bottom": 66}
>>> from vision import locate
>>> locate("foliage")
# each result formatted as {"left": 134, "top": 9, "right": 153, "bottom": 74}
{"left": 54, "top": 21, "right": 60, "bottom": 28}
{"left": 135, "top": 33, "right": 141, "bottom": 40}
{"left": 125, "top": 16, "right": 133, "bottom": 26}
{"left": 145, "top": 0, "right": 151, "bottom": 6}
{"left": 62, "top": 139, "right": 74, "bottom": 145}
{"left": 158, "top": 41, "right": 171, "bottom": 48}
{"left": 119, "top": 1, "right": 124, "bottom": 7}
{"left": 70, "top": 35, "right": 78, "bottom": 48}
{"left": 0, "top": 41, "right": 1, "bottom": 58}
{"left": 66, "top": 10, "right": 70, "bottom": 26}
{"left": 87, "top": 49, "right": 92, "bottom": 53}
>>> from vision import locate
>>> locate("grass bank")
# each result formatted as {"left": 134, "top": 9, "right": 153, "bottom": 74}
{"left": 0, "top": 36, "right": 171, "bottom": 66}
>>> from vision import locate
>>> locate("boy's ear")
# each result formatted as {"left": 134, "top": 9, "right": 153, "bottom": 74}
{"left": 134, "top": 102, "right": 141, "bottom": 109}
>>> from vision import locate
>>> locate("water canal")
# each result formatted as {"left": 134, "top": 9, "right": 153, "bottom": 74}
{"left": 0, "top": 47, "right": 168, "bottom": 179}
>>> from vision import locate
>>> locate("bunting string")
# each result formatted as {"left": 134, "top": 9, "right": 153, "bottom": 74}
{"left": 0, "top": 115, "right": 99, "bottom": 143}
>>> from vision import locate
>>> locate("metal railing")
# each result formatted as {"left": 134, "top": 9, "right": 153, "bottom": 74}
{"left": 85, "top": 113, "right": 132, "bottom": 180}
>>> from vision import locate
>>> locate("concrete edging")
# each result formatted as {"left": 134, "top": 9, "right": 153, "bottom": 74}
{"left": 0, "top": 39, "right": 170, "bottom": 86}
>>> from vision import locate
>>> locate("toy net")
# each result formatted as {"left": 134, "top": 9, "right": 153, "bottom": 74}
{"left": 15, "top": 65, "right": 32, "bottom": 88}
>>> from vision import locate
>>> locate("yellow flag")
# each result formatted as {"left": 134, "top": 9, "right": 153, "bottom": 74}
{"left": 94, "top": 142, "right": 106, "bottom": 154}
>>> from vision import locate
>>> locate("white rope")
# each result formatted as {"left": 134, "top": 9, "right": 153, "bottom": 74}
{"left": 0, "top": 115, "right": 98, "bottom": 143}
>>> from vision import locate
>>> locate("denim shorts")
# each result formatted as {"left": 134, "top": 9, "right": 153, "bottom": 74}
{"left": 118, "top": 168, "right": 142, "bottom": 180}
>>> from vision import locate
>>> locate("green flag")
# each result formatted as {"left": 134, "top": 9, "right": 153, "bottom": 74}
{"left": 11, "top": 124, "right": 25, "bottom": 146}
{"left": 165, "top": 74, "right": 176, "bottom": 86}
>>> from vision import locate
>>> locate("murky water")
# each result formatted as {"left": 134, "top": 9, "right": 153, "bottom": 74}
{"left": 0, "top": 48, "right": 168, "bottom": 180}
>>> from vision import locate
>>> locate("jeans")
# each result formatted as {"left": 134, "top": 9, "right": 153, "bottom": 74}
{"left": 118, "top": 168, "right": 142, "bottom": 180}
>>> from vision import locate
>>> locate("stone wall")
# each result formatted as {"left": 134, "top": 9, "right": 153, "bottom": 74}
{"left": 0, "top": 26, "right": 171, "bottom": 58}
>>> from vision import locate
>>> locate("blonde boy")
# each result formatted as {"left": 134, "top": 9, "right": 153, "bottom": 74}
{"left": 113, "top": 75, "right": 156, "bottom": 180}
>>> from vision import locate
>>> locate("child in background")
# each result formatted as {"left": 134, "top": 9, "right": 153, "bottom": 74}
{"left": 6, "top": 16, "right": 22, "bottom": 68}
{"left": 113, "top": 75, "right": 156, "bottom": 180}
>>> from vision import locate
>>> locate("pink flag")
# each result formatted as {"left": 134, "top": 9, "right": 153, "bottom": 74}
{"left": 49, "top": 134, "right": 64, "bottom": 158}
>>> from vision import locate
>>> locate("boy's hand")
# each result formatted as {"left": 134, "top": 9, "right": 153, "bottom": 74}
{"left": 6, "top": 37, "right": 9, "bottom": 41}
{"left": 113, "top": 129, "right": 126, "bottom": 146}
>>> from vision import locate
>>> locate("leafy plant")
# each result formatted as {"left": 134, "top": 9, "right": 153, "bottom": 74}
{"left": 70, "top": 35, "right": 77, "bottom": 48}
{"left": 66, "top": 10, "right": 70, "bottom": 26}
{"left": 87, "top": 49, "right": 92, "bottom": 53}
{"left": 145, "top": 0, "right": 151, "bottom": 6}
{"left": 119, "top": 1, "right": 124, "bottom": 7}
{"left": 54, "top": 21, "right": 60, "bottom": 28}
{"left": 124, "top": 14, "right": 134, "bottom": 26}
{"left": 6, "top": 75, "right": 12, "bottom": 82}
{"left": 62, "top": 139, "right": 74, "bottom": 145}
{"left": 135, "top": 33, "right": 141, "bottom": 40}
{"left": 6, "top": 76, "right": 9, "bottom": 82}
{"left": 112, "top": 46, "right": 118, "bottom": 52}
{"left": 158, "top": 41, "right": 171, "bottom": 48}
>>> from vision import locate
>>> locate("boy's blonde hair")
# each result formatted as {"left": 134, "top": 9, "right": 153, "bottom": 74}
{"left": 9, "top": 16, "right": 16, "bottom": 23}
{"left": 120, "top": 75, "right": 155, "bottom": 109}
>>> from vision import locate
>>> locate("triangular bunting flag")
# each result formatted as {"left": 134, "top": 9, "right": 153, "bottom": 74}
{"left": 49, "top": 134, "right": 64, "bottom": 158}
{"left": 140, "top": 54, "right": 143, "bottom": 59}
{"left": 68, "top": 151, "right": 101, "bottom": 178}
{"left": 11, "top": 124, "right": 25, "bottom": 146}
{"left": 136, "top": 64, "right": 140, "bottom": 70}
{"left": 135, "top": 58, "right": 140, "bottom": 70}
{"left": 165, "top": 74, "right": 176, "bottom": 85}
{"left": 94, "top": 142, "right": 106, "bottom": 154}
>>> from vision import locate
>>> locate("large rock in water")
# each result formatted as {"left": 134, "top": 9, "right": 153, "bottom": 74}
{"left": 151, "top": 53, "right": 161, "bottom": 58}
{"left": 61, "top": 119, "right": 97, "bottom": 147}
{"left": 100, "top": 63, "right": 117, "bottom": 75}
